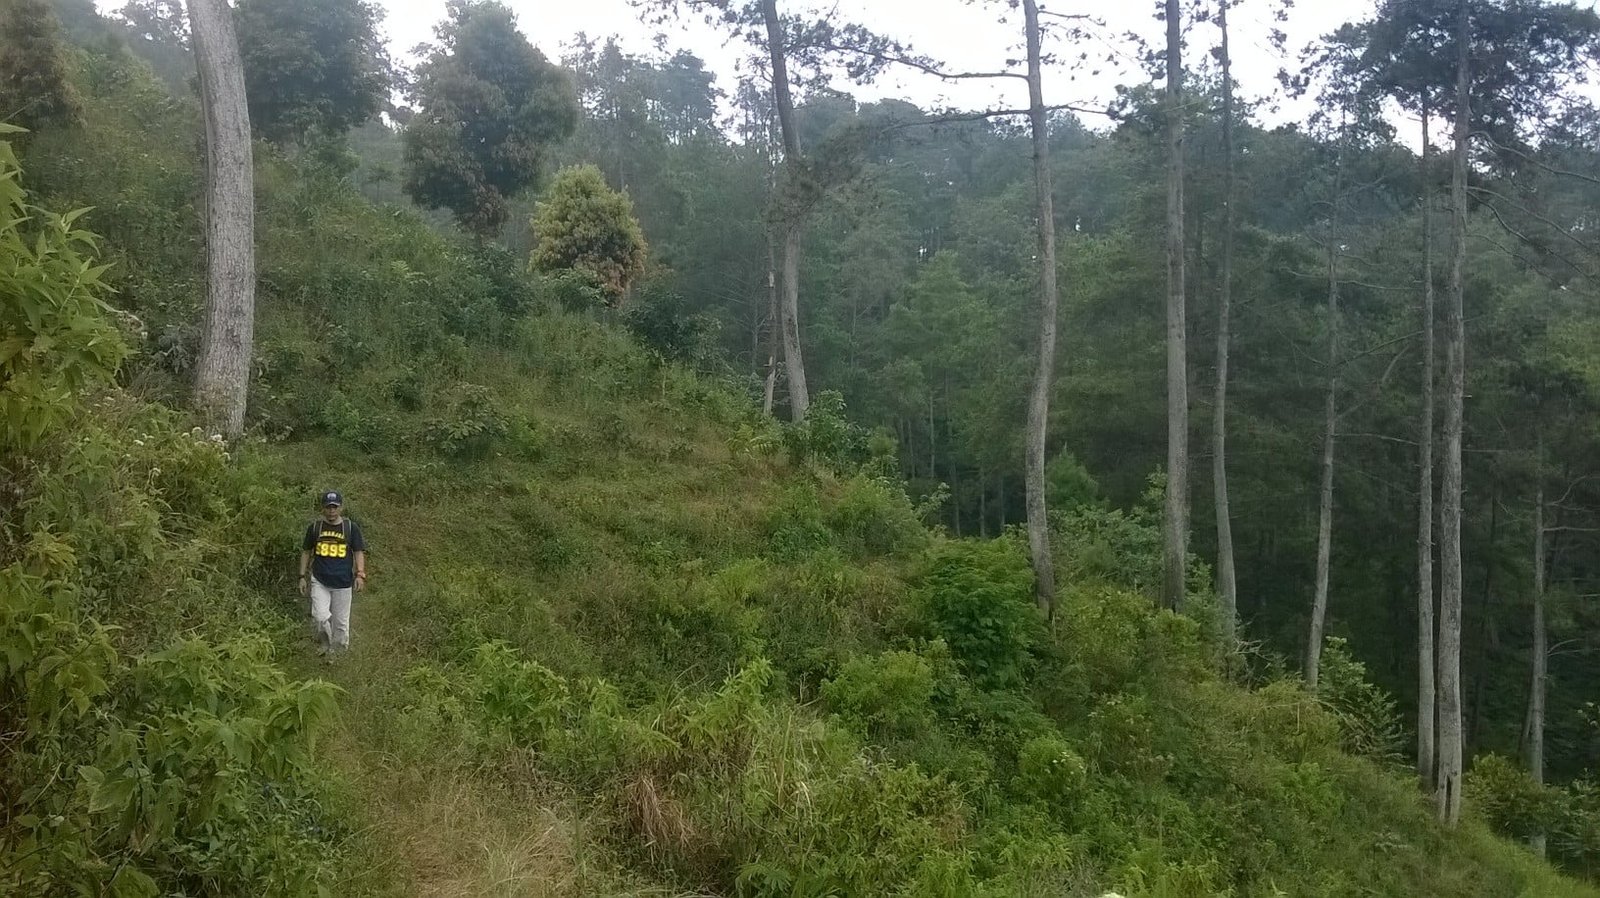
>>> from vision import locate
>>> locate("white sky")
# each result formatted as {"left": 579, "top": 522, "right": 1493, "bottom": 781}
{"left": 367, "top": 0, "right": 1360, "bottom": 129}
{"left": 93, "top": 0, "right": 1600, "bottom": 135}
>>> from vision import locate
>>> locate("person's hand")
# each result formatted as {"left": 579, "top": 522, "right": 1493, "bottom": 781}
{"left": 299, "top": 575, "right": 310, "bottom": 597}
{"left": 355, "top": 572, "right": 367, "bottom": 593}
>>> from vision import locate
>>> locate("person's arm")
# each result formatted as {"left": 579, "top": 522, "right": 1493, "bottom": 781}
{"left": 300, "top": 524, "right": 314, "bottom": 595}
{"left": 351, "top": 522, "right": 367, "bottom": 591}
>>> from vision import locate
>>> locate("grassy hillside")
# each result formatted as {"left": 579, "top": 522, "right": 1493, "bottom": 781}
{"left": 5, "top": 38, "right": 1599, "bottom": 898}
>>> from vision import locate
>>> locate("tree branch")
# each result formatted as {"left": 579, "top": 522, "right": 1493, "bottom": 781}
{"left": 907, "top": 102, "right": 1112, "bottom": 128}
{"left": 1474, "top": 203, "right": 1592, "bottom": 278}
{"left": 814, "top": 43, "right": 1027, "bottom": 81}
{"left": 1476, "top": 131, "right": 1600, "bottom": 188}
{"left": 1468, "top": 184, "right": 1595, "bottom": 255}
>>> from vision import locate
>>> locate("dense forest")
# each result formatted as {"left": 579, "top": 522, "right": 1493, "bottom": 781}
{"left": 6, "top": 0, "right": 1600, "bottom": 894}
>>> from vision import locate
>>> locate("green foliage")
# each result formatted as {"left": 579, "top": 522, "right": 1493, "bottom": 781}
{"left": 1559, "top": 777, "right": 1600, "bottom": 878}
{"left": 764, "top": 485, "right": 833, "bottom": 561}
{"left": 822, "top": 648, "right": 938, "bottom": 738}
{"left": 0, "top": 135, "right": 126, "bottom": 451}
{"left": 423, "top": 382, "right": 507, "bottom": 458}
{"left": 529, "top": 163, "right": 648, "bottom": 304}
{"left": 1045, "top": 450, "right": 1099, "bottom": 511}
{"left": 914, "top": 540, "right": 1043, "bottom": 689}
{"left": 1316, "top": 636, "right": 1407, "bottom": 767}
{"left": 236, "top": 0, "right": 389, "bottom": 145}
{"left": 783, "top": 389, "right": 867, "bottom": 470}
{"left": 402, "top": 0, "right": 578, "bottom": 237}
{"left": 2, "top": 395, "right": 349, "bottom": 896}
{"left": 827, "top": 473, "right": 929, "bottom": 558}
{"left": 1469, "top": 753, "right": 1565, "bottom": 845}
{"left": 0, "top": 0, "right": 83, "bottom": 134}
{"left": 1049, "top": 474, "right": 1209, "bottom": 601}
{"left": 1012, "top": 733, "right": 1088, "bottom": 807}
{"left": 622, "top": 280, "right": 719, "bottom": 363}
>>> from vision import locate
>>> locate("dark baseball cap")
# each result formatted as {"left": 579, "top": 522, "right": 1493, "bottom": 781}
{"left": 321, "top": 490, "right": 344, "bottom": 507}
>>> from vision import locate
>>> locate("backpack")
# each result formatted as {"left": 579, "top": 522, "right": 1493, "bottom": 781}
{"left": 307, "top": 518, "right": 351, "bottom": 547}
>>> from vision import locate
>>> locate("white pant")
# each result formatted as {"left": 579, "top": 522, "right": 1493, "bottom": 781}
{"left": 309, "top": 579, "right": 353, "bottom": 651}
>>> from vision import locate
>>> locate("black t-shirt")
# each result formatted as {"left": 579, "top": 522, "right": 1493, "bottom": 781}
{"left": 303, "top": 518, "right": 366, "bottom": 589}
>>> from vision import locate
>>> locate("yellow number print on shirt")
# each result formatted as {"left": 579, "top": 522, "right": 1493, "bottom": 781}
{"left": 315, "top": 541, "right": 349, "bottom": 558}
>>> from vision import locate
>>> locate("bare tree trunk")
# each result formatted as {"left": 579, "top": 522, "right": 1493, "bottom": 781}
{"left": 1530, "top": 467, "right": 1548, "bottom": 857}
{"left": 760, "top": 0, "right": 809, "bottom": 421}
{"left": 1212, "top": 0, "right": 1238, "bottom": 640}
{"left": 1437, "top": 0, "right": 1470, "bottom": 826}
{"left": 188, "top": 0, "right": 255, "bottom": 438}
{"left": 1306, "top": 242, "right": 1340, "bottom": 689}
{"left": 1418, "top": 107, "right": 1438, "bottom": 788}
{"left": 1022, "top": 0, "right": 1059, "bottom": 616}
{"left": 762, "top": 238, "right": 779, "bottom": 416}
{"left": 777, "top": 223, "right": 808, "bottom": 421}
{"left": 1162, "top": 0, "right": 1190, "bottom": 610}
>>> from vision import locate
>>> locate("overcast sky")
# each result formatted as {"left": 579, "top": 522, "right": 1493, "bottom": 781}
{"left": 362, "top": 0, "right": 1368, "bottom": 129}
{"left": 86, "top": 1, "right": 1597, "bottom": 135}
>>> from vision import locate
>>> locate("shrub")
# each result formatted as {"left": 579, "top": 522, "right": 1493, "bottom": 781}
{"left": 1469, "top": 753, "right": 1565, "bottom": 845}
{"left": 1013, "top": 733, "right": 1089, "bottom": 807}
{"left": 826, "top": 474, "right": 928, "bottom": 558}
{"left": 782, "top": 390, "right": 866, "bottom": 471}
{"left": 765, "top": 486, "right": 834, "bottom": 561}
{"left": 423, "top": 382, "right": 507, "bottom": 458}
{"left": 317, "top": 388, "right": 403, "bottom": 453}
{"left": 915, "top": 540, "right": 1044, "bottom": 689}
{"left": 1315, "top": 637, "right": 1406, "bottom": 767}
{"left": 1556, "top": 776, "right": 1600, "bottom": 877}
{"left": 1, "top": 570, "right": 345, "bottom": 897}
{"left": 822, "top": 648, "right": 938, "bottom": 738}
{"left": 622, "top": 280, "right": 719, "bottom": 364}
{"left": 0, "top": 132, "right": 127, "bottom": 452}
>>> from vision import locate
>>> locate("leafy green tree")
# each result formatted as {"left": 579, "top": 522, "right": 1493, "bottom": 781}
{"left": 0, "top": 0, "right": 82, "bottom": 134}
{"left": 402, "top": 0, "right": 578, "bottom": 238}
{"left": 529, "top": 163, "right": 648, "bottom": 305}
{"left": 236, "top": 0, "right": 390, "bottom": 145}
{"left": 112, "top": 0, "right": 192, "bottom": 89}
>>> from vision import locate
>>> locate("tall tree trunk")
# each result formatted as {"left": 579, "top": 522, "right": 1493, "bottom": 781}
{"left": 1418, "top": 107, "right": 1438, "bottom": 788}
{"left": 1212, "top": 0, "right": 1238, "bottom": 641}
{"left": 1306, "top": 242, "right": 1340, "bottom": 689}
{"left": 188, "top": 0, "right": 255, "bottom": 438}
{"left": 760, "top": 0, "right": 809, "bottom": 421}
{"left": 1162, "top": 0, "right": 1190, "bottom": 610}
{"left": 1468, "top": 479, "right": 1498, "bottom": 750}
{"left": 762, "top": 238, "right": 779, "bottom": 416}
{"left": 1022, "top": 0, "right": 1059, "bottom": 616}
{"left": 1437, "top": 0, "right": 1470, "bottom": 826}
{"left": 1530, "top": 465, "right": 1548, "bottom": 856}
{"left": 777, "top": 223, "right": 808, "bottom": 420}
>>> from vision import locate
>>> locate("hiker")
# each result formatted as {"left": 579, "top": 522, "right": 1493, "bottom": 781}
{"left": 299, "top": 490, "right": 367, "bottom": 657}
